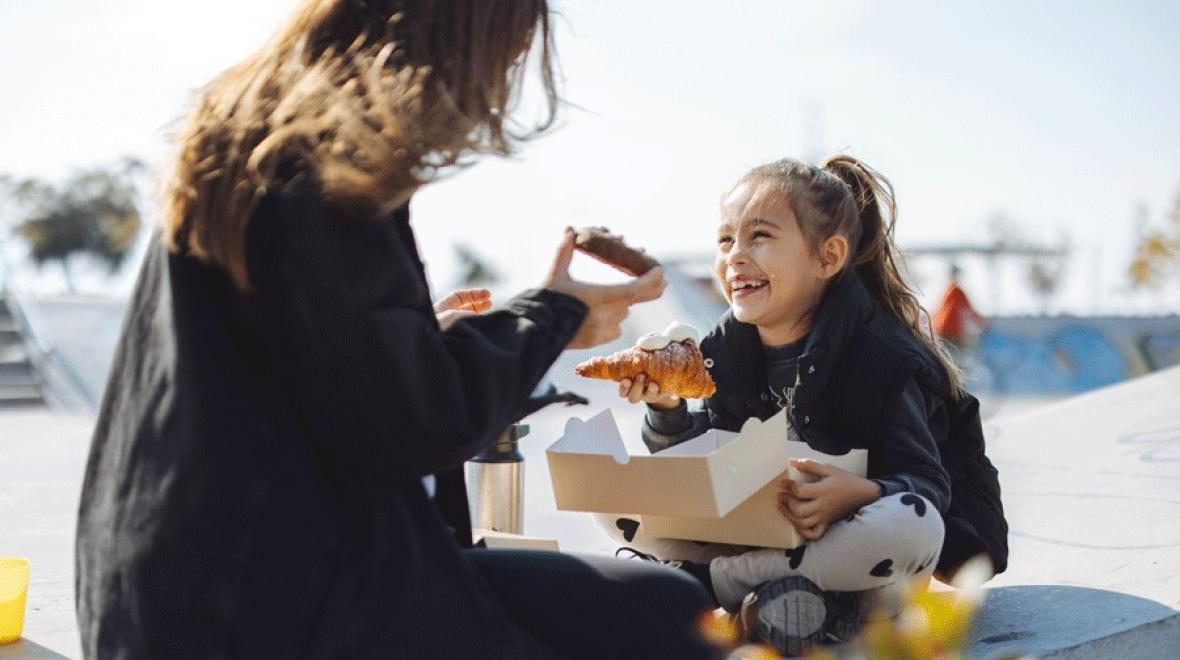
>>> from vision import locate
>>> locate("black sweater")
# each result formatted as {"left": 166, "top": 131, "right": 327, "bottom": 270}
{"left": 75, "top": 179, "right": 587, "bottom": 659}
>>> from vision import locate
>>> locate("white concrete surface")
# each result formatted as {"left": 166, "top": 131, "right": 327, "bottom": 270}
{"left": 3, "top": 362, "right": 1178, "bottom": 658}
{"left": 0, "top": 408, "right": 90, "bottom": 659}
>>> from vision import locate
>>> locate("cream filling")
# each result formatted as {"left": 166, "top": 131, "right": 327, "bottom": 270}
{"left": 635, "top": 322, "right": 701, "bottom": 351}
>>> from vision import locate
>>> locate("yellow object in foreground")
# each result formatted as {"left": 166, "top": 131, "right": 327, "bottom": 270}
{"left": 0, "top": 557, "right": 30, "bottom": 644}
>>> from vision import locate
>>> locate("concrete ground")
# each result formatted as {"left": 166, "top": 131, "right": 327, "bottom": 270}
{"left": 525, "top": 359, "right": 1180, "bottom": 658}
{"left": 3, "top": 361, "right": 1178, "bottom": 658}
{"left": 1, "top": 409, "right": 90, "bottom": 659}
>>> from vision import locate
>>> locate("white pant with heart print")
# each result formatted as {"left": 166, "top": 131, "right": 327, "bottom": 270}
{"left": 596, "top": 492, "right": 945, "bottom": 612}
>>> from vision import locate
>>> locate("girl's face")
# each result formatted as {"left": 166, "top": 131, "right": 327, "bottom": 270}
{"left": 713, "top": 178, "right": 830, "bottom": 344}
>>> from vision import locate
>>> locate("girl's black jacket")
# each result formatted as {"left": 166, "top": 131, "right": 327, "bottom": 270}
{"left": 646, "top": 271, "right": 1008, "bottom": 578}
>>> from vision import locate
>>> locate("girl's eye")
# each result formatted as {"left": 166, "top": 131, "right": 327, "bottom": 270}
{"left": 717, "top": 236, "right": 733, "bottom": 246}
{"left": 752, "top": 231, "right": 772, "bottom": 240}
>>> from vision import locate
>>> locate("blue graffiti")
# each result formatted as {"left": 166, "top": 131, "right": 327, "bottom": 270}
{"left": 972, "top": 326, "right": 1128, "bottom": 394}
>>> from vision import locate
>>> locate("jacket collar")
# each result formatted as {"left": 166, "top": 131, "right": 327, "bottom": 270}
{"left": 703, "top": 269, "right": 877, "bottom": 409}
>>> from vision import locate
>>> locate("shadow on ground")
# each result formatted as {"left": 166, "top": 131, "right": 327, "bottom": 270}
{"left": 0, "top": 639, "right": 72, "bottom": 659}
{"left": 970, "top": 585, "right": 1178, "bottom": 658}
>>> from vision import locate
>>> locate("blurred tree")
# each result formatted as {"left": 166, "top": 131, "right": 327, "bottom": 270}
{"left": 453, "top": 242, "right": 500, "bottom": 288}
{"left": 1027, "top": 260, "right": 1064, "bottom": 314}
{"left": 4, "top": 158, "right": 143, "bottom": 293}
{"left": 1130, "top": 187, "right": 1180, "bottom": 288}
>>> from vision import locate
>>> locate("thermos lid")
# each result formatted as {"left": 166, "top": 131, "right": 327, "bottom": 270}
{"left": 471, "top": 423, "right": 528, "bottom": 463}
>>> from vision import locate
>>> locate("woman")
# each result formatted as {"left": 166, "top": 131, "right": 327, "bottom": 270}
{"left": 75, "top": 1, "right": 717, "bottom": 657}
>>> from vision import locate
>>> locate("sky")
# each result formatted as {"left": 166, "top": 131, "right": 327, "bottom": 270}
{"left": 1, "top": 0, "right": 1179, "bottom": 314}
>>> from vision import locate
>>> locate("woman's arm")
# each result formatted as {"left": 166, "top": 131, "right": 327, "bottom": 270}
{"left": 259, "top": 191, "right": 587, "bottom": 481}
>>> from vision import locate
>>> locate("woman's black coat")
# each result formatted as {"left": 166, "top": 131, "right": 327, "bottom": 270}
{"left": 75, "top": 180, "right": 587, "bottom": 658}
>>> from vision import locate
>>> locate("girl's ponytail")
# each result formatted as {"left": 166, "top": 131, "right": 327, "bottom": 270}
{"left": 821, "top": 155, "right": 965, "bottom": 397}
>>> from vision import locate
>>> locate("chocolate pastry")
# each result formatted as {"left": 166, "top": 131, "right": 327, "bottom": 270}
{"left": 574, "top": 226, "right": 660, "bottom": 276}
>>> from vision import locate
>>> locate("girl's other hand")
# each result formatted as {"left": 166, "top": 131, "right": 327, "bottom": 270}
{"left": 543, "top": 228, "right": 666, "bottom": 349}
{"left": 777, "top": 460, "right": 882, "bottom": 536}
{"left": 618, "top": 373, "right": 681, "bottom": 409}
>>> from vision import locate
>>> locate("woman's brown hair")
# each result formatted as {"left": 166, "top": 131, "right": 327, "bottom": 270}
{"left": 744, "top": 155, "right": 965, "bottom": 397}
{"left": 162, "top": 0, "right": 559, "bottom": 289}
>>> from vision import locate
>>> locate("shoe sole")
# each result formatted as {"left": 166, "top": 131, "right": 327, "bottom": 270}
{"left": 750, "top": 576, "right": 827, "bottom": 657}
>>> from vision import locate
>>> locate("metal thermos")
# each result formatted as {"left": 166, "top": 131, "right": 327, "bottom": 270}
{"left": 467, "top": 423, "right": 528, "bottom": 535}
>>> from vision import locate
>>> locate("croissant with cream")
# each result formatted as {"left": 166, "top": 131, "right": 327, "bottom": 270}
{"left": 574, "top": 323, "right": 717, "bottom": 399}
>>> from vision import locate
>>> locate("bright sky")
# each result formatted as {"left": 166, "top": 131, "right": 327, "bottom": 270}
{"left": 2, "top": 0, "right": 1179, "bottom": 313}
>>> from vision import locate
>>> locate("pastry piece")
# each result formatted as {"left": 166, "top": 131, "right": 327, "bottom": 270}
{"left": 574, "top": 226, "right": 660, "bottom": 276}
{"left": 575, "top": 322, "right": 717, "bottom": 399}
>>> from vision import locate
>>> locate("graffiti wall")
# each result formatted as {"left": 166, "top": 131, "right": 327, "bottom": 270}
{"left": 966, "top": 316, "right": 1180, "bottom": 395}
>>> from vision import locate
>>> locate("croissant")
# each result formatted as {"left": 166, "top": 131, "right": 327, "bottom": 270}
{"left": 575, "top": 340, "right": 717, "bottom": 399}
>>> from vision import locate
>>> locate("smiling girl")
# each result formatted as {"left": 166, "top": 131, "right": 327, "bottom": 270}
{"left": 611, "top": 155, "right": 1007, "bottom": 655}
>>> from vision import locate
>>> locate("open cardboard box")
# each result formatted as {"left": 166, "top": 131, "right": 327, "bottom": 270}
{"left": 473, "top": 529, "right": 561, "bottom": 552}
{"left": 546, "top": 408, "right": 866, "bottom": 548}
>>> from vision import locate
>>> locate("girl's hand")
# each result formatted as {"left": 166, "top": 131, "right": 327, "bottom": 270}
{"left": 543, "top": 228, "right": 666, "bottom": 349}
{"left": 434, "top": 288, "right": 492, "bottom": 330}
{"left": 618, "top": 373, "right": 682, "bottom": 409}
{"left": 777, "top": 459, "right": 882, "bottom": 537}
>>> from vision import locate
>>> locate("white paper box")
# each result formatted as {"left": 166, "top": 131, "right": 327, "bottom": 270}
{"left": 473, "top": 529, "right": 561, "bottom": 552}
{"left": 546, "top": 408, "right": 867, "bottom": 548}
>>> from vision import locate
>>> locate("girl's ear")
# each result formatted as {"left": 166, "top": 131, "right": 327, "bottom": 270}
{"left": 818, "top": 234, "right": 849, "bottom": 280}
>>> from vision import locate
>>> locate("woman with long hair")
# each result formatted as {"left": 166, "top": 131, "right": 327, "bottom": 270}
{"left": 75, "top": 1, "right": 718, "bottom": 657}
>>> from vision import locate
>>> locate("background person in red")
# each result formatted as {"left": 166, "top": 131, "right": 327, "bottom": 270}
{"left": 932, "top": 264, "right": 987, "bottom": 356}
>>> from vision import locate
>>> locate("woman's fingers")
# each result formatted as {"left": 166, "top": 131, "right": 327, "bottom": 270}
{"left": 580, "top": 266, "right": 667, "bottom": 306}
{"left": 543, "top": 227, "right": 577, "bottom": 288}
{"left": 434, "top": 288, "right": 492, "bottom": 313}
{"left": 629, "top": 266, "right": 667, "bottom": 303}
{"left": 454, "top": 288, "right": 492, "bottom": 312}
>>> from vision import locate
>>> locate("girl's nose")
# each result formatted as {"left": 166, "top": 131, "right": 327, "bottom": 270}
{"left": 726, "top": 241, "right": 750, "bottom": 266}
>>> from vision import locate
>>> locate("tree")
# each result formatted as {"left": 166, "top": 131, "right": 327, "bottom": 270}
{"left": 452, "top": 242, "right": 501, "bottom": 288}
{"left": 4, "top": 159, "right": 143, "bottom": 293}
{"left": 1129, "top": 187, "right": 1180, "bottom": 289}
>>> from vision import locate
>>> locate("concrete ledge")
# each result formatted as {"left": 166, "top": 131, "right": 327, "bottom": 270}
{"left": 969, "top": 585, "right": 1177, "bottom": 658}
{"left": 1047, "top": 613, "right": 1180, "bottom": 659}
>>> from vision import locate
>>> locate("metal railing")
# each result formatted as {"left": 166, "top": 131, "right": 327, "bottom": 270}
{"left": 3, "top": 287, "right": 99, "bottom": 413}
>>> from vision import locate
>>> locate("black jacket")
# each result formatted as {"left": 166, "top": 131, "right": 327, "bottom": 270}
{"left": 75, "top": 179, "right": 587, "bottom": 658}
{"left": 645, "top": 271, "right": 1007, "bottom": 578}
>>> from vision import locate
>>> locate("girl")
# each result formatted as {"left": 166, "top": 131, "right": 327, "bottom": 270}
{"left": 75, "top": 1, "right": 720, "bottom": 658}
{"left": 610, "top": 155, "right": 1008, "bottom": 655}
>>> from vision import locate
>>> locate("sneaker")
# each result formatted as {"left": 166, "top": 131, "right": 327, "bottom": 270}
{"left": 616, "top": 547, "right": 720, "bottom": 608}
{"left": 739, "top": 576, "right": 861, "bottom": 656}
{"left": 614, "top": 546, "right": 685, "bottom": 569}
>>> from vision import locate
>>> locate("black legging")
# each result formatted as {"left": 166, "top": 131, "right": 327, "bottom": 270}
{"left": 464, "top": 549, "right": 723, "bottom": 659}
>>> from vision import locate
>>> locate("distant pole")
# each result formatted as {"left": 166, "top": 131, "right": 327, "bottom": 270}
{"left": 1090, "top": 246, "right": 1102, "bottom": 315}
{"left": 987, "top": 253, "right": 1000, "bottom": 313}
{"left": 802, "top": 100, "right": 825, "bottom": 166}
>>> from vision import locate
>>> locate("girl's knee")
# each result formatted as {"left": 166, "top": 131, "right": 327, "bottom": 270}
{"left": 855, "top": 493, "right": 944, "bottom": 553}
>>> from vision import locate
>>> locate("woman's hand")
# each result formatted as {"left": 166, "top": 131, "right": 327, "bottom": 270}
{"left": 777, "top": 459, "right": 882, "bottom": 541}
{"left": 434, "top": 288, "right": 492, "bottom": 330}
{"left": 543, "top": 228, "right": 666, "bottom": 350}
{"left": 617, "top": 373, "right": 682, "bottom": 409}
